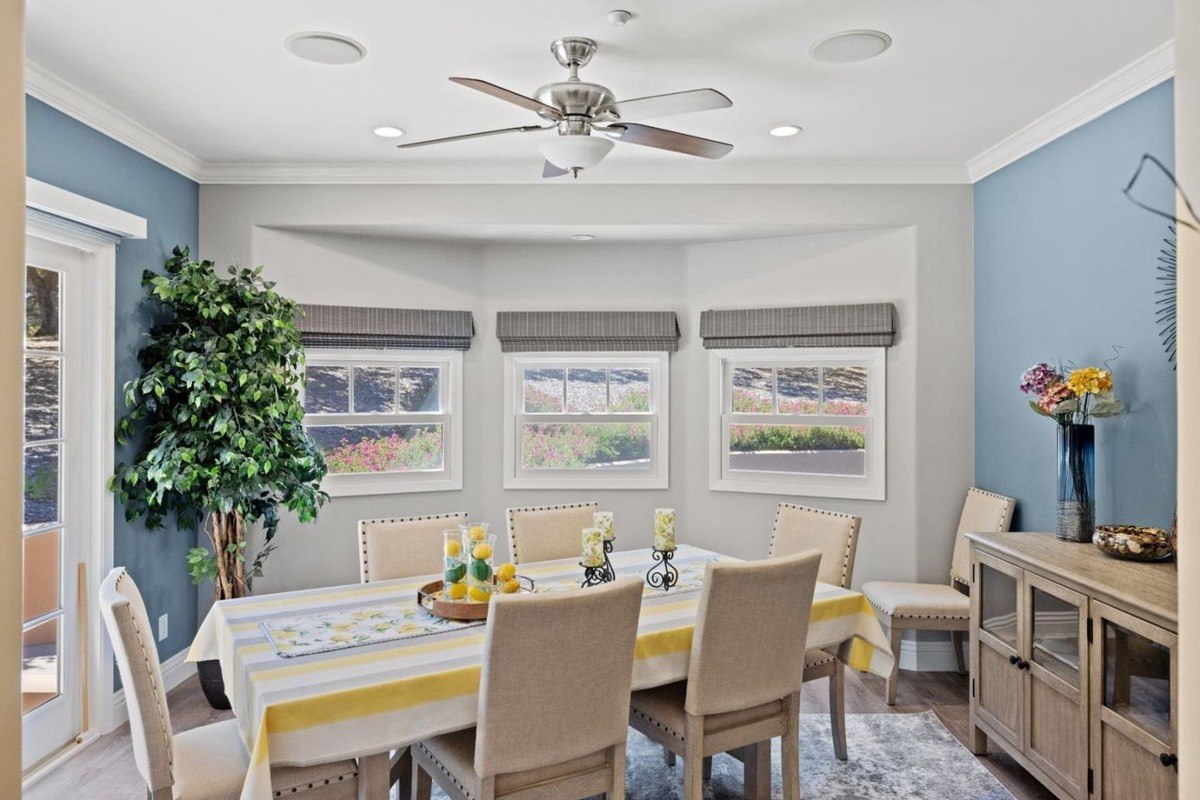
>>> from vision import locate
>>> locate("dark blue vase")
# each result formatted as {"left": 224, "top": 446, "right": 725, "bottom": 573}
{"left": 1056, "top": 423, "right": 1095, "bottom": 542}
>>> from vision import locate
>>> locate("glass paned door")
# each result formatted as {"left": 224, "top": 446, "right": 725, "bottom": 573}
{"left": 22, "top": 238, "right": 87, "bottom": 768}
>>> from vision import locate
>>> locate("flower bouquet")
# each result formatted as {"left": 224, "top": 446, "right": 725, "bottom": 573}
{"left": 1019, "top": 363, "right": 1124, "bottom": 541}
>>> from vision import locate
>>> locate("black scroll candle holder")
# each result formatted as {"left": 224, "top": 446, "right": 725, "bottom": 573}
{"left": 646, "top": 547, "right": 679, "bottom": 591}
{"left": 580, "top": 562, "right": 611, "bottom": 588}
{"left": 601, "top": 538, "right": 617, "bottom": 582}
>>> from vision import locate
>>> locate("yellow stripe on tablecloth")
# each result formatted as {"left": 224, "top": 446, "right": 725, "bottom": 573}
{"left": 810, "top": 591, "right": 872, "bottom": 623}
{"left": 846, "top": 636, "right": 876, "bottom": 672}
{"left": 247, "top": 632, "right": 488, "bottom": 683}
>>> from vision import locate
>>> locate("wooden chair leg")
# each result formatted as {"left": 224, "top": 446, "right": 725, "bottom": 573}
{"left": 886, "top": 622, "right": 903, "bottom": 705}
{"left": 608, "top": 742, "right": 626, "bottom": 800}
{"left": 702, "top": 756, "right": 713, "bottom": 781}
{"left": 663, "top": 745, "right": 676, "bottom": 766}
{"left": 782, "top": 693, "right": 802, "bottom": 800}
{"left": 412, "top": 761, "right": 432, "bottom": 800}
{"left": 741, "top": 742, "right": 771, "bottom": 800}
{"left": 952, "top": 630, "right": 967, "bottom": 676}
{"left": 359, "top": 752, "right": 391, "bottom": 800}
{"left": 149, "top": 789, "right": 173, "bottom": 800}
{"left": 391, "top": 747, "right": 412, "bottom": 800}
{"left": 829, "top": 662, "right": 847, "bottom": 761}
{"left": 683, "top": 713, "right": 705, "bottom": 800}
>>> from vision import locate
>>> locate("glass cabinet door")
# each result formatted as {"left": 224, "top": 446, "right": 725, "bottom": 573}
{"left": 1101, "top": 619, "right": 1172, "bottom": 743}
{"left": 979, "top": 560, "right": 1019, "bottom": 649}
{"left": 972, "top": 552, "right": 1025, "bottom": 749}
{"left": 1030, "top": 583, "right": 1082, "bottom": 685}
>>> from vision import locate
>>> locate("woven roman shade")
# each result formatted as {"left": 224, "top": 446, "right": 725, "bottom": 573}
{"left": 496, "top": 311, "right": 681, "bottom": 352}
{"left": 297, "top": 304, "right": 475, "bottom": 350}
{"left": 699, "top": 303, "right": 896, "bottom": 349}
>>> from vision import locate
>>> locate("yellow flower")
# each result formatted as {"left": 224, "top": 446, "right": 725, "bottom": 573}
{"left": 1067, "top": 367, "right": 1112, "bottom": 397}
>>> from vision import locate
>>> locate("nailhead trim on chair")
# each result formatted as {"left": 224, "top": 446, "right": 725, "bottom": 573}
{"left": 417, "top": 740, "right": 477, "bottom": 800}
{"left": 946, "top": 487, "right": 1016, "bottom": 584}
{"left": 505, "top": 502, "right": 597, "bottom": 565}
{"left": 273, "top": 768, "right": 360, "bottom": 797}
{"left": 357, "top": 512, "right": 469, "bottom": 583}
{"left": 865, "top": 596, "right": 970, "bottom": 621}
{"left": 769, "top": 503, "right": 860, "bottom": 589}
{"left": 115, "top": 570, "right": 175, "bottom": 774}
{"left": 629, "top": 705, "right": 684, "bottom": 742}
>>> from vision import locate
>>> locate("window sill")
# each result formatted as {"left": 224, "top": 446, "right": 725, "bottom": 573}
{"left": 323, "top": 475, "right": 463, "bottom": 497}
{"left": 504, "top": 474, "right": 668, "bottom": 491}
{"left": 709, "top": 477, "right": 884, "bottom": 501}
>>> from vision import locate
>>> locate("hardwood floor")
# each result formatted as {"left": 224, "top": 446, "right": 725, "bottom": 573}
{"left": 24, "top": 669, "right": 1054, "bottom": 799}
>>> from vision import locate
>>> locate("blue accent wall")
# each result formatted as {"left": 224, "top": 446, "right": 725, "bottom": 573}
{"left": 974, "top": 81, "right": 1177, "bottom": 532}
{"left": 26, "top": 97, "right": 201, "bottom": 667}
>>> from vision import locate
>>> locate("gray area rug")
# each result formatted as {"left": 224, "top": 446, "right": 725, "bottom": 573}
{"left": 423, "top": 711, "right": 1015, "bottom": 800}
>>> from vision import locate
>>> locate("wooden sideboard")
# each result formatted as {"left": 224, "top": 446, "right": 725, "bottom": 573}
{"left": 966, "top": 532, "right": 1178, "bottom": 800}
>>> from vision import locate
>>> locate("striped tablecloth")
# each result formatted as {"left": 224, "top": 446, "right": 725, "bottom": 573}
{"left": 187, "top": 545, "right": 895, "bottom": 800}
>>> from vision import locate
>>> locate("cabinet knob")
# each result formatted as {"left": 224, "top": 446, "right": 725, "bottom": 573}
{"left": 1160, "top": 753, "right": 1177, "bottom": 769}
{"left": 1009, "top": 655, "right": 1019, "bottom": 666}
{"left": 1019, "top": 659, "right": 1031, "bottom": 671}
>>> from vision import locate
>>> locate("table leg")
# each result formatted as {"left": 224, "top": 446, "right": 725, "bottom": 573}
{"left": 358, "top": 752, "right": 391, "bottom": 800}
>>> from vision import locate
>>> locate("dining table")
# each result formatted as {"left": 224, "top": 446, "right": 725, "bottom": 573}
{"left": 187, "top": 545, "right": 896, "bottom": 800}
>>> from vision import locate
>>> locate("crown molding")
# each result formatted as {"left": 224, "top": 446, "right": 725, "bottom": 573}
{"left": 967, "top": 40, "right": 1175, "bottom": 182}
{"left": 24, "top": 60, "right": 205, "bottom": 182}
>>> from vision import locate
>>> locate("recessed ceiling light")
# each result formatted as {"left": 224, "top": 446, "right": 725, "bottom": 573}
{"left": 769, "top": 125, "right": 803, "bottom": 138}
{"left": 571, "top": 234, "right": 596, "bottom": 242}
{"left": 607, "top": 9, "right": 634, "bottom": 26}
{"left": 373, "top": 126, "right": 406, "bottom": 138}
{"left": 810, "top": 30, "right": 892, "bottom": 64}
{"left": 285, "top": 32, "right": 367, "bottom": 65}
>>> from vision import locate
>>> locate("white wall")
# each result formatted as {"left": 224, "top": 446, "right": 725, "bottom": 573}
{"left": 199, "top": 184, "right": 973, "bottom": 606}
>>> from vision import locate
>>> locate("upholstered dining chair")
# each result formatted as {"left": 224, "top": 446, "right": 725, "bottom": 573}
{"left": 99, "top": 568, "right": 359, "bottom": 800}
{"left": 505, "top": 502, "right": 598, "bottom": 564}
{"left": 412, "top": 577, "right": 644, "bottom": 800}
{"left": 768, "top": 502, "right": 862, "bottom": 760}
{"left": 628, "top": 551, "right": 822, "bottom": 800}
{"left": 862, "top": 487, "right": 1016, "bottom": 704}
{"left": 358, "top": 511, "right": 470, "bottom": 582}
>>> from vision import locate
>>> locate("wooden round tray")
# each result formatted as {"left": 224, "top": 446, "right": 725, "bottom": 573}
{"left": 418, "top": 577, "right": 536, "bottom": 621}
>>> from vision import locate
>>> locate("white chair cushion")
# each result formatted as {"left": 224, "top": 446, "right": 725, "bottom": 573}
{"left": 172, "top": 719, "right": 357, "bottom": 800}
{"left": 861, "top": 581, "right": 970, "bottom": 620}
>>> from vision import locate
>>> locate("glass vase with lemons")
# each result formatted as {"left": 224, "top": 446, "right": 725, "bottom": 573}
{"left": 442, "top": 530, "right": 468, "bottom": 602}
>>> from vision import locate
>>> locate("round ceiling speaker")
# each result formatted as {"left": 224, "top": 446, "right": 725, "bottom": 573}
{"left": 285, "top": 32, "right": 367, "bottom": 65}
{"left": 539, "top": 135, "right": 615, "bottom": 171}
{"left": 810, "top": 30, "right": 892, "bottom": 63}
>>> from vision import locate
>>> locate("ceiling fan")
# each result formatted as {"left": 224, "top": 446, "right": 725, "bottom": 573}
{"left": 397, "top": 37, "right": 734, "bottom": 178}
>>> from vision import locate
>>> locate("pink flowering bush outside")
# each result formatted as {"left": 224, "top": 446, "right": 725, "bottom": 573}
{"left": 729, "top": 424, "right": 865, "bottom": 453}
{"left": 522, "top": 423, "right": 651, "bottom": 469}
{"left": 323, "top": 429, "right": 444, "bottom": 473}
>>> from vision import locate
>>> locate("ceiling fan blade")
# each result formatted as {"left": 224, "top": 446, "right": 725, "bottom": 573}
{"left": 597, "top": 88, "right": 731, "bottom": 122}
{"left": 604, "top": 123, "right": 733, "bottom": 159}
{"left": 450, "top": 77, "right": 562, "bottom": 118}
{"left": 542, "top": 160, "right": 570, "bottom": 178}
{"left": 397, "top": 125, "right": 550, "bottom": 149}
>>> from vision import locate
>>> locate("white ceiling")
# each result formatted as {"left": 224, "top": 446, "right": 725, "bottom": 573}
{"left": 25, "top": 0, "right": 1173, "bottom": 182}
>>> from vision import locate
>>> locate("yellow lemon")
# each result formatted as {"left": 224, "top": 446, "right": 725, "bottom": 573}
{"left": 502, "top": 578, "right": 521, "bottom": 594}
{"left": 330, "top": 633, "right": 352, "bottom": 642}
{"left": 472, "top": 543, "right": 493, "bottom": 560}
{"left": 468, "top": 525, "right": 488, "bottom": 541}
{"left": 496, "top": 562, "right": 517, "bottom": 581}
{"left": 446, "top": 581, "right": 467, "bottom": 601}
{"left": 444, "top": 539, "right": 462, "bottom": 557}
{"left": 468, "top": 585, "right": 492, "bottom": 602}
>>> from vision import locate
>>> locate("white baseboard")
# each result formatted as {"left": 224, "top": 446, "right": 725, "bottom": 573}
{"left": 110, "top": 647, "right": 196, "bottom": 730}
{"left": 899, "top": 637, "right": 968, "bottom": 672}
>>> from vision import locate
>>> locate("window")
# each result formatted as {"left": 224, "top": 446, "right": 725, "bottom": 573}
{"left": 503, "top": 353, "right": 668, "bottom": 489}
{"left": 302, "top": 350, "right": 462, "bottom": 495}
{"left": 709, "top": 348, "right": 885, "bottom": 499}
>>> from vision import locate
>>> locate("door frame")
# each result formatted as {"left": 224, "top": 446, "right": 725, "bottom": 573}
{"left": 21, "top": 207, "right": 119, "bottom": 775}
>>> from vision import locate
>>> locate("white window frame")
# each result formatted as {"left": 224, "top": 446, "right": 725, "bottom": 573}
{"left": 302, "top": 349, "right": 463, "bottom": 496}
{"left": 503, "top": 352, "right": 669, "bottom": 490}
{"left": 708, "top": 347, "right": 886, "bottom": 500}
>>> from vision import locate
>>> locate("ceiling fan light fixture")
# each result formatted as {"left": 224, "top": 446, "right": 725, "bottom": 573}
{"left": 539, "top": 135, "right": 615, "bottom": 172}
{"left": 810, "top": 30, "right": 892, "bottom": 64}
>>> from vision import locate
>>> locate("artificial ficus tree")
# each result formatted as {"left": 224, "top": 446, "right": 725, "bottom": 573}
{"left": 111, "top": 246, "right": 327, "bottom": 600}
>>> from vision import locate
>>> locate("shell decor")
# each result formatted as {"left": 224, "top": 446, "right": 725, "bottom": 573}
{"left": 1093, "top": 525, "right": 1173, "bottom": 562}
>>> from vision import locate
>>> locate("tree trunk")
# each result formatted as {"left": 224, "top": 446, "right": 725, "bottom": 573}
{"left": 209, "top": 510, "right": 248, "bottom": 601}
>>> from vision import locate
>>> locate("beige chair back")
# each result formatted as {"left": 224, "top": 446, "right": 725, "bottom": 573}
{"left": 359, "top": 512, "right": 469, "bottom": 582}
{"left": 474, "top": 577, "right": 643, "bottom": 777}
{"left": 949, "top": 487, "right": 1017, "bottom": 585}
{"left": 684, "top": 551, "right": 821, "bottom": 717}
{"left": 99, "top": 568, "right": 174, "bottom": 795}
{"left": 768, "top": 503, "right": 862, "bottom": 588}
{"left": 505, "top": 502, "right": 598, "bottom": 564}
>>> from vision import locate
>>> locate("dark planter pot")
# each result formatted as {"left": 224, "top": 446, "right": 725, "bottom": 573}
{"left": 197, "top": 659, "right": 232, "bottom": 710}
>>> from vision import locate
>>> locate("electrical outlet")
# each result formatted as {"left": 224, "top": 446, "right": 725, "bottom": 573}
{"left": 158, "top": 614, "right": 168, "bottom": 642}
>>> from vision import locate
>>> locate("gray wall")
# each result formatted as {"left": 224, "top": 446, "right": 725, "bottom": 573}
{"left": 199, "top": 183, "right": 974, "bottom": 608}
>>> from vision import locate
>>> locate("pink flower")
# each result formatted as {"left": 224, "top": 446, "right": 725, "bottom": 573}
{"left": 1020, "top": 363, "right": 1061, "bottom": 396}
{"left": 1038, "top": 382, "right": 1073, "bottom": 414}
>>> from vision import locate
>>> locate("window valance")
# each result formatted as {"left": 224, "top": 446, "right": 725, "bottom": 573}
{"left": 699, "top": 303, "right": 896, "bottom": 349}
{"left": 496, "top": 311, "right": 681, "bottom": 353}
{"left": 297, "top": 304, "right": 475, "bottom": 350}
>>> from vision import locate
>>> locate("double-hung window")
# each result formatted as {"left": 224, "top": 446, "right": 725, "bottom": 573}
{"left": 710, "top": 347, "right": 885, "bottom": 499}
{"left": 503, "top": 352, "right": 668, "bottom": 489}
{"left": 302, "top": 350, "right": 462, "bottom": 495}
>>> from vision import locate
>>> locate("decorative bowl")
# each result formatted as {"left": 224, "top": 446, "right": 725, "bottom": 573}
{"left": 1093, "top": 525, "right": 1174, "bottom": 562}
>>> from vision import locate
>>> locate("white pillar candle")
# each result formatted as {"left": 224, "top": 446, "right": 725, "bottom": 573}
{"left": 594, "top": 511, "right": 615, "bottom": 541}
{"left": 653, "top": 508, "right": 677, "bottom": 551}
{"left": 582, "top": 527, "right": 604, "bottom": 568}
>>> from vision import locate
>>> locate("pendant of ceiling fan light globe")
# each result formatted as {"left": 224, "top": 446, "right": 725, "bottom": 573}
{"left": 539, "top": 135, "right": 615, "bottom": 171}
